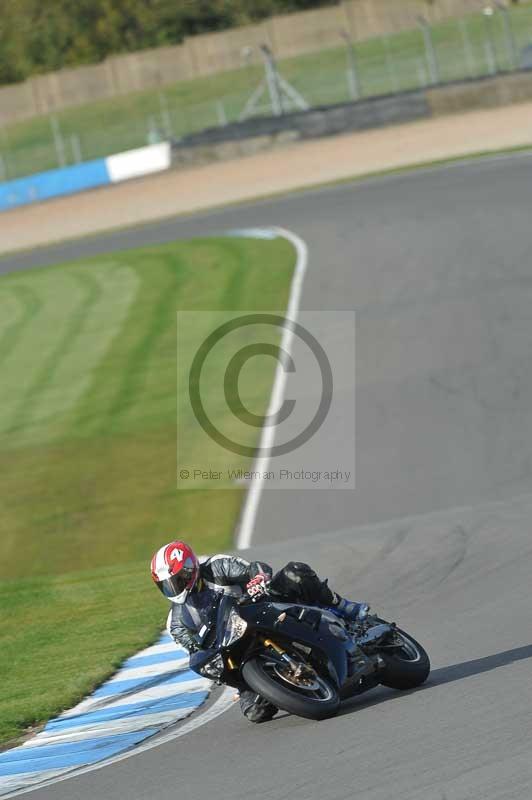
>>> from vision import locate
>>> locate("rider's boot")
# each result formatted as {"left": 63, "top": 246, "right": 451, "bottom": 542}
{"left": 330, "top": 594, "right": 367, "bottom": 623}
{"left": 239, "top": 690, "right": 278, "bottom": 723}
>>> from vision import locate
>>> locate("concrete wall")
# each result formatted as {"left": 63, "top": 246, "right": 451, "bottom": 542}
{"left": 173, "top": 70, "right": 532, "bottom": 168}
{"left": 0, "top": 0, "right": 484, "bottom": 126}
{"left": 172, "top": 90, "right": 429, "bottom": 167}
{"left": 426, "top": 70, "right": 532, "bottom": 115}
{"left": 344, "top": 0, "right": 485, "bottom": 38}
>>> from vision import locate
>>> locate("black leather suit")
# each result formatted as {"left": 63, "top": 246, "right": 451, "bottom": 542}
{"left": 166, "top": 554, "right": 273, "bottom": 653}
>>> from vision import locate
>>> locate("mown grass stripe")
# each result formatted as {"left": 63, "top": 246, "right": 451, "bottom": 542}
{"left": 219, "top": 239, "right": 248, "bottom": 307}
{"left": 27, "top": 264, "right": 140, "bottom": 444}
{"left": 7, "top": 271, "right": 102, "bottom": 440}
{"left": 4, "top": 264, "right": 140, "bottom": 447}
{"left": 0, "top": 286, "right": 41, "bottom": 367}
{"left": 105, "top": 259, "right": 184, "bottom": 426}
{"left": 0, "top": 273, "right": 88, "bottom": 440}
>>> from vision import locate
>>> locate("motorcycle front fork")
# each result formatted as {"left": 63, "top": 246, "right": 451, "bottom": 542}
{"left": 263, "top": 638, "right": 310, "bottom": 677}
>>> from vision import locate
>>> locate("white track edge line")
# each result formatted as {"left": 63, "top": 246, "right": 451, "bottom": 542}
{"left": 235, "top": 226, "right": 309, "bottom": 551}
{"left": 1, "top": 688, "right": 235, "bottom": 800}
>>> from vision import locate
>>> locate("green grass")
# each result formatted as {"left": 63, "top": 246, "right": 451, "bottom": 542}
{"left": 2, "top": 3, "right": 532, "bottom": 180}
{"left": 0, "top": 234, "right": 295, "bottom": 745}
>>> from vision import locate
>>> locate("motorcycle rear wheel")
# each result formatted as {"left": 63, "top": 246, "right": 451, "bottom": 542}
{"left": 378, "top": 628, "right": 430, "bottom": 690}
{"left": 242, "top": 655, "right": 340, "bottom": 721}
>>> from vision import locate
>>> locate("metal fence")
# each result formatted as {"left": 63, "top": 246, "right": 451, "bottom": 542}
{"left": 1, "top": 3, "right": 532, "bottom": 182}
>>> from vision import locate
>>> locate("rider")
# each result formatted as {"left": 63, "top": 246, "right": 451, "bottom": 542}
{"left": 150, "top": 540, "right": 367, "bottom": 723}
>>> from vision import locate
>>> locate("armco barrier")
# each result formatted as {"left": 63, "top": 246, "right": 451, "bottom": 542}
{"left": 106, "top": 142, "right": 172, "bottom": 183}
{"left": 0, "top": 142, "right": 171, "bottom": 213}
{"left": 0, "top": 159, "right": 110, "bottom": 212}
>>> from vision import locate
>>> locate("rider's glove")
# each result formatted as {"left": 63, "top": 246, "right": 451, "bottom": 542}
{"left": 245, "top": 573, "right": 269, "bottom": 599}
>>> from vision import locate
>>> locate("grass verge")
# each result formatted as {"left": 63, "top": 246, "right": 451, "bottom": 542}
{"left": 0, "top": 233, "right": 295, "bottom": 746}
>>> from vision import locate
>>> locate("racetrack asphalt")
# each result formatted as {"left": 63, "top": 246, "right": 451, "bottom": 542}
{"left": 5, "top": 151, "right": 532, "bottom": 799}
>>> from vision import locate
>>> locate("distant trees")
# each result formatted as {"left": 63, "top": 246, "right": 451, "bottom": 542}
{"left": 0, "top": 0, "right": 338, "bottom": 84}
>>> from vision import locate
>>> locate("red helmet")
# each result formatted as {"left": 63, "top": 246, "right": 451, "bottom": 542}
{"left": 150, "top": 541, "right": 200, "bottom": 604}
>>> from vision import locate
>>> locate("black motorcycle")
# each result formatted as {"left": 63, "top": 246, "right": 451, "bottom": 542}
{"left": 189, "top": 592, "right": 430, "bottom": 721}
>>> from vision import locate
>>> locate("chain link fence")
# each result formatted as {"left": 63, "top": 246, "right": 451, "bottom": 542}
{"left": 2, "top": 4, "right": 532, "bottom": 182}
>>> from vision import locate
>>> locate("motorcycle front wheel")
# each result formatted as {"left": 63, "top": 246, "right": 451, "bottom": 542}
{"left": 378, "top": 628, "right": 430, "bottom": 690}
{"left": 242, "top": 654, "right": 340, "bottom": 721}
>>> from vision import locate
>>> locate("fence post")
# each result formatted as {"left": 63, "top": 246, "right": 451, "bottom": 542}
{"left": 483, "top": 39, "right": 497, "bottom": 75}
{"left": 216, "top": 100, "right": 228, "bottom": 127}
{"left": 417, "top": 18, "right": 440, "bottom": 86}
{"left": 482, "top": 7, "right": 498, "bottom": 75}
{"left": 70, "top": 134, "right": 82, "bottom": 164}
{"left": 383, "top": 35, "right": 399, "bottom": 93}
{"left": 260, "top": 44, "right": 283, "bottom": 116}
{"left": 0, "top": 127, "right": 8, "bottom": 180}
{"left": 158, "top": 91, "right": 173, "bottom": 138}
{"left": 147, "top": 116, "right": 161, "bottom": 144}
{"left": 416, "top": 59, "right": 428, "bottom": 88}
{"left": 50, "top": 115, "right": 67, "bottom": 168}
{"left": 495, "top": 1, "right": 517, "bottom": 70}
{"left": 458, "top": 18, "right": 476, "bottom": 78}
{"left": 344, "top": 69, "right": 356, "bottom": 101}
{"left": 341, "top": 30, "right": 360, "bottom": 100}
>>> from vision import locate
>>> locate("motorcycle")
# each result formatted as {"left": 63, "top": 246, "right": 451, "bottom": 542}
{"left": 189, "top": 592, "right": 430, "bottom": 721}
